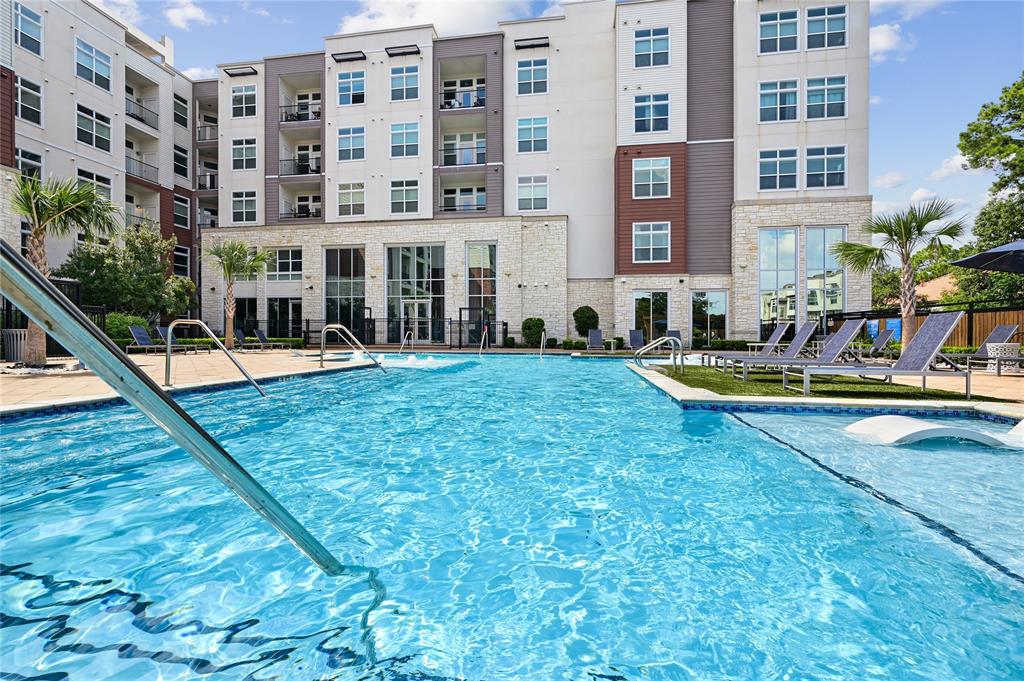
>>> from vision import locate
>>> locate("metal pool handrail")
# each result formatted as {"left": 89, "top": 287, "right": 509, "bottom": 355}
{"left": 398, "top": 330, "right": 414, "bottom": 355}
{"left": 539, "top": 330, "right": 547, "bottom": 358}
{"left": 321, "top": 323, "right": 385, "bottom": 372}
{"left": 478, "top": 323, "right": 489, "bottom": 358}
{"left": 634, "top": 336, "right": 684, "bottom": 373}
{"left": 164, "top": 319, "right": 267, "bottom": 397}
{"left": 0, "top": 239, "right": 345, "bottom": 576}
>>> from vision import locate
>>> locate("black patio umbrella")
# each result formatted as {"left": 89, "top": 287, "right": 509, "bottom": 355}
{"left": 952, "top": 239, "right": 1024, "bottom": 273}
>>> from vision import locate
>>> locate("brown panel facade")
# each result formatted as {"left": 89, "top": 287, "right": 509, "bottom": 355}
{"left": 615, "top": 143, "right": 686, "bottom": 275}
{"left": 686, "top": 141, "right": 733, "bottom": 274}
{"left": 0, "top": 67, "right": 16, "bottom": 168}
{"left": 687, "top": 0, "right": 734, "bottom": 142}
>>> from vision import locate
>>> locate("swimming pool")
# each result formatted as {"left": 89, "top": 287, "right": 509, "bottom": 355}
{"left": 2, "top": 355, "right": 1021, "bottom": 679}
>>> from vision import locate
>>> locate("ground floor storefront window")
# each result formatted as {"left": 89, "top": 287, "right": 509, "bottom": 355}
{"left": 806, "top": 226, "right": 845, "bottom": 333}
{"left": 233, "top": 297, "right": 257, "bottom": 335}
{"left": 325, "top": 248, "right": 366, "bottom": 340}
{"left": 268, "top": 297, "right": 302, "bottom": 338}
{"left": 633, "top": 291, "right": 668, "bottom": 344}
{"left": 691, "top": 291, "right": 727, "bottom": 347}
{"left": 386, "top": 245, "right": 445, "bottom": 343}
{"left": 758, "top": 228, "right": 798, "bottom": 340}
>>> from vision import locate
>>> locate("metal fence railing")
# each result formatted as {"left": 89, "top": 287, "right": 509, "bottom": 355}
{"left": 833, "top": 298, "right": 1024, "bottom": 346}
{"left": 2, "top": 278, "right": 106, "bottom": 359}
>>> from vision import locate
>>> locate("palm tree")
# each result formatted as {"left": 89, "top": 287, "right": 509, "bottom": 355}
{"left": 10, "top": 176, "right": 120, "bottom": 366}
{"left": 833, "top": 199, "right": 966, "bottom": 349}
{"left": 206, "top": 241, "right": 272, "bottom": 349}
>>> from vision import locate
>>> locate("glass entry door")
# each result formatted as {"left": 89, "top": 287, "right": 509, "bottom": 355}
{"left": 268, "top": 297, "right": 302, "bottom": 338}
{"left": 633, "top": 291, "right": 669, "bottom": 344}
{"left": 691, "top": 291, "right": 727, "bottom": 348}
{"left": 402, "top": 299, "right": 431, "bottom": 341}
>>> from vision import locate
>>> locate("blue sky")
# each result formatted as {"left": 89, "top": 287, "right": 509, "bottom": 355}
{"left": 103, "top": 0, "right": 1024, "bottom": 234}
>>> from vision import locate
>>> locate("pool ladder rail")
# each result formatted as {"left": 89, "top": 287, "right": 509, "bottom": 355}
{"left": 163, "top": 318, "right": 267, "bottom": 397}
{"left": 633, "top": 336, "right": 685, "bottom": 373}
{"left": 321, "top": 323, "right": 385, "bottom": 372}
{"left": 0, "top": 238, "right": 345, "bottom": 575}
{"left": 478, "top": 323, "right": 489, "bottom": 358}
{"left": 398, "top": 330, "right": 414, "bottom": 355}
{"left": 539, "top": 330, "right": 547, "bottom": 358}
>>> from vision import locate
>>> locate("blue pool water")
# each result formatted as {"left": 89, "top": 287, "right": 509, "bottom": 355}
{"left": 2, "top": 355, "right": 1022, "bottom": 680}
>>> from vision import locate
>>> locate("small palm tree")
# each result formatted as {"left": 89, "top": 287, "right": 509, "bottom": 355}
{"left": 206, "top": 241, "right": 272, "bottom": 349}
{"left": 10, "top": 176, "right": 120, "bottom": 366}
{"left": 833, "top": 199, "right": 966, "bottom": 349}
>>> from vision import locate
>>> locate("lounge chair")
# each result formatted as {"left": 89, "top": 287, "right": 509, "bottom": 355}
{"left": 156, "top": 326, "right": 210, "bottom": 354}
{"left": 944, "top": 324, "right": 1021, "bottom": 375}
{"left": 127, "top": 325, "right": 192, "bottom": 354}
{"left": 233, "top": 329, "right": 264, "bottom": 351}
{"left": 667, "top": 330, "right": 682, "bottom": 344}
{"left": 254, "top": 328, "right": 288, "bottom": 350}
{"left": 782, "top": 311, "right": 971, "bottom": 397}
{"left": 704, "top": 322, "right": 790, "bottom": 369}
{"left": 731, "top": 319, "right": 866, "bottom": 381}
{"left": 628, "top": 329, "right": 645, "bottom": 350}
{"left": 587, "top": 329, "right": 606, "bottom": 353}
{"left": 864, "top": 327, "right": 896, "bottom": 359}
{"left": 725, "top": 321, "right": 819, "bottom": 378}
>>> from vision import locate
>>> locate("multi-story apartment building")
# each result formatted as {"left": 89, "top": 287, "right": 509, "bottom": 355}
{"left": 0, "top": 0, "right": 871, "bottom": 345}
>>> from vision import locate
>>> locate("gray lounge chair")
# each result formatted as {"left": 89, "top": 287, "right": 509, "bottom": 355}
{"left": 254, "top": 328, "right": 288, "bottom": 350}
{"left": 233, "top": 328, "right": 264, "bottom": 351}
{"left": 127, "top": 325, "right": 192, "bottom": 354}
{"left": 783, "top": 311, "right": 971, "bottom": 397}
{"left": 726, "top": 321, "right": 819, "bottom": 377}
{"left": 944, "top": 324, "right": 1021, "bottom": 375}
{"left": 156, "top": 325, "right": 210, "bottom": 354}
{"left": 628, "top": 329, "right": 645, "bottom": 350}
{"left": 704, "top": 322, "right": 791, "bottom": 369}
{"left": 667, "top": 330, "right": 682, "bottom": 344}
{"left": 732, "top": 319, "right": 866, "bottom": 381}
{"left": 587, "top": 329, "right": 605, "bottom": 352}
{"left": 864, "top": 327, "right": 896, "bottom": 359}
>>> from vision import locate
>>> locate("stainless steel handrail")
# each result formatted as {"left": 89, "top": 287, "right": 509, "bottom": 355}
{"left": 478, "top": 323, "right": 489, "bottom": 358}
{"left": 398, "top": 330, "right": 414, "bottom": 355}
{"left": 0, "top": 239, "right": 344, "bottom": 575}
{"left": 164, "top": 319, "right": 268, "bottom": 398}
{"left": 539, "top": 330, "right": 547, "bottom": 358}
{"left": 320, "top": 323, "right": 385, "bottom": 372}
{"left": 633, "top": 336, "right": 684, "bottom": 372}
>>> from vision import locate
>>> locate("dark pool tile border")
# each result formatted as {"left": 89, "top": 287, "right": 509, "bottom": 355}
{"left": 672, "top": 400, "right": 1017, "bottom": 425}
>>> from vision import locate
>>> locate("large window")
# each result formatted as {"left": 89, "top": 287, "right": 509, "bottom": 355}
{"left": 758, "top": 228, "right": 797, "bottom": 340}
{"left": 759, "top": 10, "right": 798, "bottom": 54}
{"left": 807, "top": 76, "right": 846, "bottom": 119}
{"left": 14, "top": 3, "right": 42, "bottom": 56}
{"left": 442, "top": 187, "right": 486, "bottom": 212}
{"left": 232, "top": 190, "right": 257, "bottom": 223}
{"left": 76, "top": 105, "right": 111, "bottom": 152}
{"left": 691, "top": 291, "right": 728, "bottom": 348}
{"left": 467, "top": 243, "right": 497, "bottom": 322}
{"left": 232, "top": 84, "right": 257, "bottom": 118}
{"left": 15, "top": 148, "right": 42, "bottom": 179}
{"left": 386, "top": 245, "right": 445, "bottom": 343}
{"left": 267, "top": 248, "right": 302, "bottom": 281}
{"left": 442, "top": 132, "right": 485, "bottom": 166}
{"left": 15, "top": 77, "right": 41, "bottom": 125}
{"left": 806, "top": 226, "right": 845, "bottom": 331}
{"left": 633, "top": 291, "right": 668, "bottom": 344}
{"left": 517, "top": 117, "right": 548, "bottom": 153}
{"left": 632, "top": 222, "right": 670, "bottom": 263}
{"left": 173, "top": 145, "right": 189, "bottom": 177}
{"left": 390, "top": 65, "right": 418, "bottom": 101}
{"left": 232, "top": 138, "right": 257, "bottom": 170}
{"left": 807, "top": 6, "right": 846, "bottom": 49}
{"left": 634, "top": 27, "right": 669, "bottom": 68}
{"left": 632, "top": 157, "right": 670, "bottom": 198}
{"left": 233, "top": 298, "right": 258, "bottom": 333}
{"left": 390, "top": 122, "right": 419, "bottom": 158}
{"left": 337, "top": 71, "right": 365, "bottom": 105}
{"left": 173, "top": 196, "right": 189, "bottom": 229}
{"left": 75, "top": 39, "right": 111, "bottom": 91}
{"left": 173, "top": 94, "right": 188, "bottom": 127}
{"left": 390, "top": 180, "right": 418, "bottom": 214}
{"left": 76, "top": 169, "right": 111, "bottom": 200}
{"left": 517, "top": 58, "right": 548, "bottom": 95}
{"left": 806, "top": 146, "right": 846, "bottom": 188}
{"left": 267, "top": 298, "right": 302, "bottom": 339}
{"left": 173, "top": 245, "right": 190, "bottom": 277}
{"left": 634, "top": 94, "right": 669, "bottom": 133}
{"left": 338, "top": 127, "right": 365, "bottom": 161}
{"left": 759, "top": 80, "right": 798, "bottom": 123}
{"left": 325, "top": 248, "right": 366, "bottom": 337}
{"left": 517, "top": 175, "right": 548, "bottom": 211}
{"left": 759, "top": 149, "right": 798, "bottom": 191}
{"left": 338, "top": 182, "right": 365, "bottom": 216}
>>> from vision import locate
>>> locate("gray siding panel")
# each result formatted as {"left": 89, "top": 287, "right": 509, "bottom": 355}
{"left": 192, "top": 79, "right": 218, "bottom": 99}
{"left": 687, "top": 0, "right": 733, "bottom": 142}
{"left": 686, "top": 141, "right": 733, "bottom": 274}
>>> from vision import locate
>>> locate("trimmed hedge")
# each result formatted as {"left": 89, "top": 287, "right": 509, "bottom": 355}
{"left": 503, "top": 336, "right": 517, "bottom": 348}
{"left": 521, "top": 317, "right": 546, "bottom": 347}
{"left": 561, "top": 339, "right": 574, "bottom": 350}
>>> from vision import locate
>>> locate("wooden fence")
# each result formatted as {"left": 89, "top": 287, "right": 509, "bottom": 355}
{"left": 835, "top": 299, "right": 1024, "bottom": 348}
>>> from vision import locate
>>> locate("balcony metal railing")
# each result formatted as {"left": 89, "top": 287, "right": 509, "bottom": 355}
{"left": 196, "top": 173, "right": 218, "bottom": 190}
{"left": 438, "top": 202, "right": 487, "bottom": 213}
{"left": 279, "top": 207, "right": 323, "bottom": 220}
{"left": 125, "top": 97, "right": 159, "bottom": 129}
{"left": 440, "top": 87, "right": 486, "bottom": 110}
{"left": 198, "top": 215, "right": 218, "bottom": 228}
{"left": 125, "top": 155, "right": 159, "bottom": 183}
{"left": 196, "top": 124, "right": 218, "bottom": 142}
{"left": 125, "top": 213, "right": 158, "bottom": 229}
{"left": 440, "top": 145, "right": 486, "bottom": 166}
{"left": 280, "top": 103, "right": 322, "bottom": 122}
{"left": 280, "top": 158, "right": 322, "bottom": 176}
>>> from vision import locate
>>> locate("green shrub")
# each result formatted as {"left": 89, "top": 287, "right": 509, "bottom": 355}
{"left": 106, "top": 312, "right": 150, "bottom": 340}
{"left": 503, "top": 336, "right": 517, "bottom": 348}
{"left": 573, "top": 340, "right": 587, "bottom": 350}
{"left": 521, "top": 317, "right": 546, "bottom": 347}
{"left": 545, "top": 337, "right": 558, "bottom": 348}
{"left": 941, "top": 346, "right": 979, "bottom": 355}
{"left": 614, "top": 336, "right": 625, "bottom": 349}
{"left": 561, "top": 339, "right": 574, "bottom": 350}
{"left": 573, "top": 306, "right": 599, "bottom": 337}
{"left": 709, "top": 339, "right": 750, "bottom": 351}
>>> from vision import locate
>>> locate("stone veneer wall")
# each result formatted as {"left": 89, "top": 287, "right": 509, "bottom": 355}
{"left": 611, "top": 273, "right": 733, "bottom": 343}
{"left": 0, "top": 166, "right": 21, "bottom": 249}
{"left": 199, "top": 215, "right": 568, "bottom": 340}
{"left": 566, "top": 279, "right": 615, "bottom": 340}
{"left": 731, "top": 197, "right": 873, "bottom": 339}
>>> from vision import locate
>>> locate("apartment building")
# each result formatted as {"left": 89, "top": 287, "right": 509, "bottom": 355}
{"left": 1, "top": 0, "right": 871, "bottom": 345}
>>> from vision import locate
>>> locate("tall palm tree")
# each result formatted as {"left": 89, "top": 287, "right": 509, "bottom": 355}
{"left": 10, "top": 176, "right": 120, "bottom": 366}
{"left": 833, "top": 199, "right": 966, "bottom": 349}
{"left": 206, "top": 241, "right": 272, "bottom": 349}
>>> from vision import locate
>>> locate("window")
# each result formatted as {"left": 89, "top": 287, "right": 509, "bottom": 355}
{"left": 632, "top": 158, "right": 670, "bottom": 198}
{"left": 338, "top": 71, "right": 365, "bottom": 105}
{"left": 232, "top": 190, "right": 257, "bottom": 222}
{"left": 76, "top": 105, "right": 111, "bottom": 152}
{"left": 634, "top": 93, "right": 669, "bottom": 133}
{"left": 517, "top": 175, "right": 548, "bottom": 211}
{"left": 806, "top": 226, "right": 845, "bottom": 330}
{"left": 691, "top": 291, "right": 728, "bottom": 347}
{"left": 390, "top": 65, "right": 418, "bottom": 101}
{"left": 173, "top": 94, "right": 188, "bottom": 127}
{"left": 390, "top": 122, "right": 419, "bottom": 158}
{"left": 807, "top": 76, "right": 846, "bottom": 119}
{"left": 517, "top": 117, "right": 548, "bottom": 153}
{"left": 517, "top": 58, "right": 547, "bottom": 95}
{"left": 75, "top": 39, "right": 111, "bottom": 91}
{"left": 759, "top": 149, "right": 798, "bottom": 190}
{"left": 325, "top": 248, "right": 366, "bottom": 329}
{"left": 232, "top": 138, "right": 257, "bottom": 170}
{"left": 441, "top": 77, "right": 485, "bottom": 109}
{"left": 14, "top": 3, "right": 42, "bottom": 56}
{"left": 232, "top": 84, "right": 257, "bottom": 118}
{"left": 173, "top": 245, "right": 190, "bottom": 277}
{"left": 385, "top": 245, "right": 444, "bottom": 342}
{"left": 76, "top": 169, "right": 111, "bottom": 200}
{"left": 294, "top": 194, "right": 321, "bottom": 217}
{"left": 442, "top": 186, "right": 486, "bottom": 212}
{"left": 759, "top": 10, "right": 798, "bottom": 53}
{"left": 759, "top": 228, "right": 798, "bottom": 339}
{"left": 173, "top": 196, "right": 189, "bottom": 229}
{"left": 173, "top": 145, "right": 189, "bottom": 177}
{"left": 634, "top": 28, "right": 669, "bottom": 68}
{"left": 807, "top": 6, "right": 846, "bottom": 49}
{"left": 806, "top": 146, "right": 846, "bottom": 188}
{"left": 338, "top": 182, "right": 365, "bottom": 216}
{"left": 267, "top": 248, "right": 302, "bottom": 281}
{"left": 15, "top": 149, "right": 42, "bottom": 179}
{"left": 467, "top": 243, "right": 497, "bottom": 320}
{"left": 634, "top": 291, "right": 669, "bottom": 344}
{"left": 633, "top": 223, "right": 670, "bottom": 263}
{"left": 338, "top": 127, "right": 365, "bottom": 161}
{"left": 759, "top": 80, "right": 798, "bottom": 123}
{"left": 390, "top": 180, "right": 418, "bottom": 214}
{"left": 15, "top": 77, "right": 41, "bottom": 125}
{"left": 442, "top": 132, "right": 485, "bottom": 166}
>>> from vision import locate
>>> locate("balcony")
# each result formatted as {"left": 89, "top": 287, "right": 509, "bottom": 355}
{"left": 125, "top": 213, "right": 158, "bottom": 229}
{"left": 196, "top": 124, "right": 217, "bottom": 142}
{"left": 280, "top": 158, "right": 322, "bottom": 176}
{"left": 196, "top": 173, "right": 218, "bottom": 191}
{"left": 279, "top": 206, "right": 322, "bottom": 220}
{"left": 125, "top": 97, "right": 158, "bottom": 129}
{"left": 440, "top": 144, "right": 486, "bottom": 167}
{"left": 440, "top": 87, "right": 486, "bottom": 110}
{"left": 198, "top": 214, "right": 218, "bottom": 229}
{"left": 280, "top": 103, "right": 322, "bottom": 123}
{"left": 125, "top": 155, "right": 158, "bottom": 184}
{"left": 438, "top": 203, "right": 487, "bottom": 214}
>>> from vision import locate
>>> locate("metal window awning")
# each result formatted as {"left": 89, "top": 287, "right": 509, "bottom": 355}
{"left": 223, "top": 66, "right": 258, "bottom": 77}
{"left": 514, "top": 37, "right": 549, "bottom": 49}
{"left": 385, "top": 44, "right": 420, "bottom": 57}
{"left": 332, "top": 50, "right": 366, "bottom": 63}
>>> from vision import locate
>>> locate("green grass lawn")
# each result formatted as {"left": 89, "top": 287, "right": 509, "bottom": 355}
{"left": 661, "top": 364, "right": 984, "bottom": 401}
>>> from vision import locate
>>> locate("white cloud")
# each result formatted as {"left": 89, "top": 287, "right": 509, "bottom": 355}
{"left": 873, "top": 171, "right": 908, "bottom": 189}
{"left": 928, "top": 153, "right": 982, "bottom": 180}
{"left": 92, "top": 0, "right": 142, "bottom": 25}
{"left": 870, "top": 94, "right": 883, "bottom": 106}
{"left": 338, "top": 0, "right": 532, "bottom": 37}
{"left": 909, "top": 187, "right": 937, "bottom": 203}
{"left": 164, "top": 0, "right": 213, "bottom": 30}
{"left": 873, "top": 199, "right": 902, "bottom": 216}
{"left": 870, "top": 23, "right": 917, "bottom": 62}
{"left": 870, "top": 0, "right": 948, "bottom": 21}
{"left": 182, "top": 66, "right": 217, "bottom": 80}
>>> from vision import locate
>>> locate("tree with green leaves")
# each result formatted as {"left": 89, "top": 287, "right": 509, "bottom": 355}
{"left": 947, "top": 194, "right": 1024, "bottom": 303}
{"left": 833, "top": 200, "right": 966, "bottom": 349}
{"left": 206, "top": 241, "right": 272, "bottom": 349}
{"left": 959, "top": 72, "right": 1024, "bottom": 195}
{"left": 10, "top": 176, "right": 120, "bottom": 366}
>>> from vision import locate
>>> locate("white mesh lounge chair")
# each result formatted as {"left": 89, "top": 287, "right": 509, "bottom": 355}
{"left": 732, "top": 319, "right": 867, "bottom": 382}
{"left": 726, "top": 321, "right": 819, "bottom": 378}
